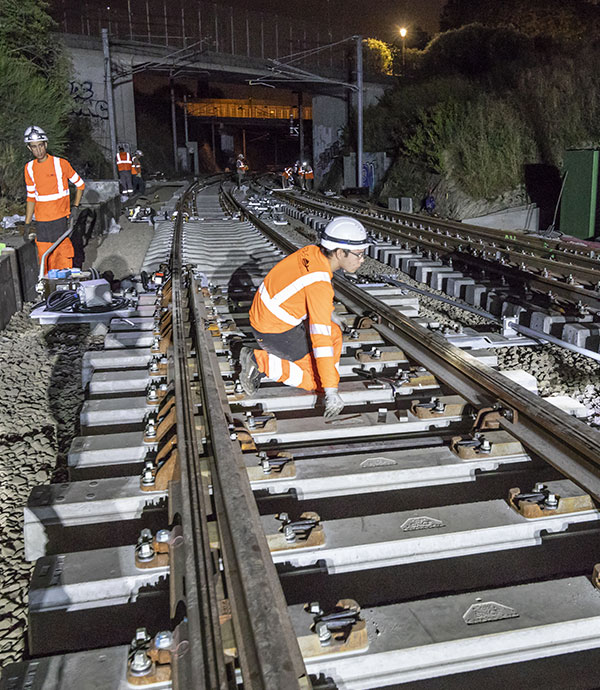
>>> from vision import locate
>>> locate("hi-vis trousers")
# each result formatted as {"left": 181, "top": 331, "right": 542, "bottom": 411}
{"left": 253, "top": 323, "right": 342, "bottom": 392}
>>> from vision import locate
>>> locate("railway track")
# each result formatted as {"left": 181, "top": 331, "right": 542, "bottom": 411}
{"left": 4, "top": 179, "right": 600, "bottom": 689}
{"left": 269, "top": 184, "right": 600, "bottom": 360}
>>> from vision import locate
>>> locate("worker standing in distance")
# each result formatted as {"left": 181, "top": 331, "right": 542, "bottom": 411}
{"left": 302, "top": 161, "right": 314, "bottom": 191}
{"left": 236, "top": 153, "right": 248, "bottom": 189}
{"left": 23, "top": 126, "right": 85, "bottom": 271}
{"left": 116, "top": 146, "right": 133, "bottom": 195}
{"left": 239, "top": 216, "right": 370, "bottom": 418}
{"left": 298, "top": 162, "right": 306, "bottom": 190}
{"left": 282, "top": 164, "right": 294, "bottom": 189}
{"left": 131, "top": 149, "right": 145, "bottom": 195}
{"left": 293, "top": 159, "right": 301, "bottom": 187}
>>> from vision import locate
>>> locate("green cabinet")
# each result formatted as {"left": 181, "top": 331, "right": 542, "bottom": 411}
{"left": 560, "top": 149, "right": 599, "bottom": 240}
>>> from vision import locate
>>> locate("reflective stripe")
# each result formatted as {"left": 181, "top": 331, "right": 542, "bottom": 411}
{"left": 35, "top": 190, "right": 70, "bottom": 202}
{"left": 335, "top": 362, "right": 340, "bottom": 373}
{"left": 258, "top": 283, "right": 302, "bottom": 327}
{"left": 69, "top": 173, "right": 84, "bottom": 187}
{"left": 271, "top": 271, "right": 331, "bottom": 306}
{"left": 268, "top": 352, "right": 283, "bottom": 381}
{"left": 54, "top": 156, "right": 65, "bottom": 195}
{"left": 313, "top": 346, "right": 334, "bottom": 358}
{"left": 26, "top": 160, "right": 34, "bottom": 182}
{"left": 309, "top": 323, "right": 331, "bottom": 336}
{"left": 26, "top": 185, "right": 36, "bottom": 192}
{"left": 284, "top": 362, "right": 303, "bottom": 387}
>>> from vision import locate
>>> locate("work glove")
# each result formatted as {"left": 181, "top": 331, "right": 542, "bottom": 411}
{"left": 331, "top": 310, "right": 347, "bottom": 333}
{"left": 323, "top": 388, "right": 344, "bottom": 418}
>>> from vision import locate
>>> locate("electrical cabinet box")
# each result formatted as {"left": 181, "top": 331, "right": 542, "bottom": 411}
{"left": 560, "top": 149, "right": 599, "bottom": 240}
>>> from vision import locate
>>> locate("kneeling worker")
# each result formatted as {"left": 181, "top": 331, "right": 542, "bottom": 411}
{"left": 240, "top": 216, "right": 369, "bottom": 417}
{"left": 24, "top": 126, "right": 85, "bottom": 272}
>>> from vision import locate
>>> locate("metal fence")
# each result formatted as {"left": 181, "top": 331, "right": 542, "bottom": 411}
{"left": 54, "top": 0, "right": 349, "bottom": 72}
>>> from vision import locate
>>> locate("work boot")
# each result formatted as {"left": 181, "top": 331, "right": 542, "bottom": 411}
{"left": 239, "top": 347, "right": 262, "bottom": 395}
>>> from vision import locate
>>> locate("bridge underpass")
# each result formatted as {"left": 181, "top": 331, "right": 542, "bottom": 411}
{"left": 62, "top": 25, "right": 386, "bottom": 185}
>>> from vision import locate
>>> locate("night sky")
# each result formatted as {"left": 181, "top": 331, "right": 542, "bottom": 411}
{"left": 224, "top": 0, "right": 446, "bottom": 40}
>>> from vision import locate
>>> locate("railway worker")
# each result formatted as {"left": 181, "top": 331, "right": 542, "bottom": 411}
{"left": 131, "top": 149, "right": 145, "bottom": 195}
{"left": 23, "top": 125, "right": 85, "bottom": 272}
{"left": 116, "top": 146, "right": 133, "bottom": 195}
{"left": 282, "top": 165, "right": 294, "bottom": 189}
{"left": 302, "top": 161, "right": 314, "bottom": 191}
{"left": 239, "top": 216, "right": 370, "bottom": 418}
{"left": 293, "top": 159, "right": 301, "bottom": 186}
{"left": 236, "top": 153, "right": 248, "bottom": 189}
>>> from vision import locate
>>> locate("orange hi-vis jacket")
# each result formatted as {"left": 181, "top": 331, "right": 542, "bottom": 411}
{"left": 303, "top": 165, "right": 314, "bottom": 180}
{"left": 116, "top": 151, "right": 132, "bottom": 171}
{"left": 236, "top": 158, "right": 248, "bottom": 173}
{"left": 131, "top": 158, "right": 141, "bottom": 175}
{"left": 24, "top": 156, "right": 85, "bottom": 222}
{"left": 283, "top": 166, "right": 294, "bottom": 180}
{"left": 249, "top": 244, "right": 339, "bottom": 389}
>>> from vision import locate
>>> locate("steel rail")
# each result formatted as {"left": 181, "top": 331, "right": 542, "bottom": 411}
{"left": 278, "top": 191, "right": 600, "bottom": 299}
{"left": 170, "top": 183, "right": 230, "bottom": 688}
{"left": 334, "top": 277, "right": 600, "bottom": 502}
{"left": 189, "top": 280, "right": 310, "bottom": 689}
{"left": 278, "top": 188, "right": 600, "bottom": 268}
{"left": 172, "top": 183, "right": 310, "bottom": 688}
{"left": 227, "top": 187, "right": 600, "bottom": 504}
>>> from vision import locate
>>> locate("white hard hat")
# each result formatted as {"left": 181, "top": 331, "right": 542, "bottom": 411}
{"left": 24, "top": 125, "right": 48, "bottom": 144}
{"left": 135, "top": 149, "right": 143, "bottom": 156}
{"left": 238, "top": 153, "right": 244, "bottom": 159}
{"left": 320, "top": 216, "right": 370, "bottom": 251}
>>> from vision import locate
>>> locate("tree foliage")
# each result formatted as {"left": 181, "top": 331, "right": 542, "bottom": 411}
{"left": 364, "top": 29, "right": 600, "bottom": 201}
{"left": 0, "top": 54, "right": 69, "bottom": 199}
{"left": 440, "top": 0, "right": 600, "bottom": 41}
{"left": 364, "top": 38, "right": 393, "bottom": 76}
{"left": 0, "top": 0, "right": 71, "bottom": 203}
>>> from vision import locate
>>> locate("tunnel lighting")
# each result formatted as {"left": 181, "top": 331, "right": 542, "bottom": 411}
{"left": 399, "top": 27, "right": 407, "bottom": 38}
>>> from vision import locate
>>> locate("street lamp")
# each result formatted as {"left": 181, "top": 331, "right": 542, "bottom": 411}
{"left": 399, "top": 27, "right": 407, "bottom": 75}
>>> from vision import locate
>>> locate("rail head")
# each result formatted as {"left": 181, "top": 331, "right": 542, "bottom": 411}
{"left": 227, "top": 186, "right": 600, "bottom": 504}
{"left": 170, "top": 182, "right": 310, "bottom": 689}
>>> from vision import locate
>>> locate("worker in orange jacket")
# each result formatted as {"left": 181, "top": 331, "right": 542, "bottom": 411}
{"left": 131, "top": 149, "right": 145, "bottom": 194}
{"left": 116, "top": 146, "right": 133, "bottom": 195}
{"left": 236, "top": 153, "right": 248, "bottom": 189}
{"left": 239, "top": 216, "right": 370, "bottom": 417}
{"left": 282, "top": 165, "right": 294, "bottom": 189}
{"left": 302, "top": 161, "right": 314, "bottom": 191}
{"left": 23, "top": 125, "right": 85, "bottom": 272}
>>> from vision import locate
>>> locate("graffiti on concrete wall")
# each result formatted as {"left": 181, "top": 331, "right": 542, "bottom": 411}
{"left": 69, "top": 80, "right": 108, "bottom": 120}
{"left": 315, "top": 125, "right": 344, "bottom": 178}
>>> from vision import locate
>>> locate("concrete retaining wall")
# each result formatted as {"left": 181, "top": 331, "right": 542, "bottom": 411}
{"left": 0, "top": 239, "right": 38, "bottom": 330}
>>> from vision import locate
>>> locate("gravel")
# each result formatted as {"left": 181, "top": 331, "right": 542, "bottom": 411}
{"left": 0, "top": 306, "right": 102, "bottom": 670}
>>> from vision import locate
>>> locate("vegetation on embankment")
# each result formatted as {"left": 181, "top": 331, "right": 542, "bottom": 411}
{"left": 0, "top": 0, "right": 109, "bottom": 217}
{"left": 365, "top": 23, "right": 600, "bottom": 217}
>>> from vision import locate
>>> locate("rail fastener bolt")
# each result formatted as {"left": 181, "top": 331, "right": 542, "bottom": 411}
{"left": 316, "top": 621, "right": 332, "bottom": 647}
{"left": 130, "top": 650, "right": 153, "bottom": 676}
{"left": 155, "top": 631, "right": 174, "bottom": 649}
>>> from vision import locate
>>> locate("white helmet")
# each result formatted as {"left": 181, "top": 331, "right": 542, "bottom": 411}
{"left": 238, "top": 153, "right": 244, "bottom": 159}
{"left": 24, "top": 125, "right": 48, "bottom": 144}
{"left": 321, "top": 216, "right": 370, "bottom": 251}
{"left": 135, "top": 149, "right": 143, "bottom": 156}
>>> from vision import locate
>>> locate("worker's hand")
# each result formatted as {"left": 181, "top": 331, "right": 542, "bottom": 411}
{"left": 323, "top": 388, "right": 344, "bottom": 418}
{"left": 331, "top": 310, "right": 347, "bottom": 333}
